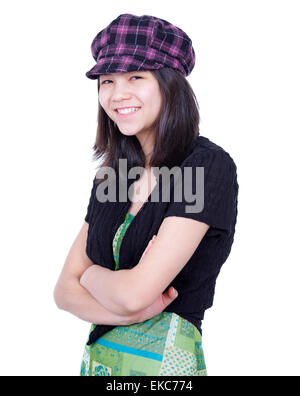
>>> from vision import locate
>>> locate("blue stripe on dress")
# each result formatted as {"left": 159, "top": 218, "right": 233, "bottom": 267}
{"left": 95, "top": 338, "right": 163, "bottom": 361}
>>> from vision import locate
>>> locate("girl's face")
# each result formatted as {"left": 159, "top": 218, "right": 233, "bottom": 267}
{"left": 98, "top": 70, "right": 162, "bottom": 143}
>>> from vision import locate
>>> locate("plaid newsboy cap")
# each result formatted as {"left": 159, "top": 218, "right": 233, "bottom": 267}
{"left": 86, "top": 13, "right": 196, "bottom": 79}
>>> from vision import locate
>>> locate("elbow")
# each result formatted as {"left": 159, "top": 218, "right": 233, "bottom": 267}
{"left": 120, "top": 279, "right": 154, "bottom": 314}
{"left": 122, "top": 299, "right": 141, "bottom": 315}
{"left": 118, "top": 270, "right": 148, "bottom": 314}
{"left": 53, "top": 290, "right": 62, "bottom": 309}
{"left": 53, "top": 283, "right": 66, "bottom": 310}
{"left": 116, "top": 286, "right": 139, "bottom": 315}
{"left": 122, "top": 290, "right": 147, "bottom": 315}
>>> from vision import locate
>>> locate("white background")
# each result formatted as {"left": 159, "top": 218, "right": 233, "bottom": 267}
{"left": 0, "top": 0, "right": 299, "bottom": 376}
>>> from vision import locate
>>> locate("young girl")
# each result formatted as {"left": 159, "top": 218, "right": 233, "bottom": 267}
{"left": 54, "top": 13, "right": 239, "bottom": 376}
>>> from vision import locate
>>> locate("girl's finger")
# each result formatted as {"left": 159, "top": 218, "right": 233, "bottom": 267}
{"left": 142, "top": 240, "right": 153, "bottom": 259}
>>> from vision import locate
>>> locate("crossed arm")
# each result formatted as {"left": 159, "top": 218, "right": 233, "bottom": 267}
{"left": 80, "top": 216, "right": 210, "bottom": 315}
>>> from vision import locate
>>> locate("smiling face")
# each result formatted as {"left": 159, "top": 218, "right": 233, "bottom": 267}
{"left": 98, "top": 70, "right": 163, "bottom": 162}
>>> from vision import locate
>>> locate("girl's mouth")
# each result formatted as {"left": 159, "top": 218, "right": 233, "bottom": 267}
{"left": 115, "top": 107, "right": 141, "bottom": 118}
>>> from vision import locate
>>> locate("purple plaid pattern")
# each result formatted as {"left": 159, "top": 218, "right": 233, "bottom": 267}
{"left": 86, "top": 14, "right": 196, "bottom": 79}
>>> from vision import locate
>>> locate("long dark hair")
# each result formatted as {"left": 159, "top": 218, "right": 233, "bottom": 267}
{"left": 91, "top": 67, "right": 200, "bottom": 185}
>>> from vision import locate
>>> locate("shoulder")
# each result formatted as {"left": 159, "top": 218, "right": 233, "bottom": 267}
{"left": 181, "top": 135, "right": 237, "bottom": 175}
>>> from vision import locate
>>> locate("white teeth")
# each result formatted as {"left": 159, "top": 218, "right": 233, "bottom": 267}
{"left": 117, "top": 107, "right": 140, "bottom": 114}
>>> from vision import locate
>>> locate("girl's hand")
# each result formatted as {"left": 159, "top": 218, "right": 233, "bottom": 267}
{"left": 140, "top": 235, "right": 157, "bottom": 260}
{"left": 127, "top": 235, "right": 179, "bottom": 324}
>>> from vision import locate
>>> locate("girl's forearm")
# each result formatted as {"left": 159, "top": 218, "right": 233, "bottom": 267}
{"left": 80, "top": 265, "right": 134, "bottom": 316}
{"left": 54, "top": 277, "right": 135, "bottom": 326}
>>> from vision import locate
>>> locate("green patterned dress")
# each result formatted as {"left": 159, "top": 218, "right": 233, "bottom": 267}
{"left": 80, "top": 213, "right": 207, "bottom": 376}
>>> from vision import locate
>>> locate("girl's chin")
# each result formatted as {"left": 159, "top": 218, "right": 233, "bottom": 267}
{"left": 118, "top": 130, "right": 141, "bottom": 137}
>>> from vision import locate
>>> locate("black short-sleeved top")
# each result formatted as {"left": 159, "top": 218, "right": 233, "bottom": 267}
{"left": 84, "top": 135, "right": 239, "bottom": 345}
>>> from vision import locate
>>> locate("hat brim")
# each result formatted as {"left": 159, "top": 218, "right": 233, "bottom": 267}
{"left": 85, "top": 56, "right": 165, "bottom": 80}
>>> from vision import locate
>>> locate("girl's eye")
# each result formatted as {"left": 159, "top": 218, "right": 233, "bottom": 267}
{"left": 101, "top": 76, "right": 142, "bottom": 85}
